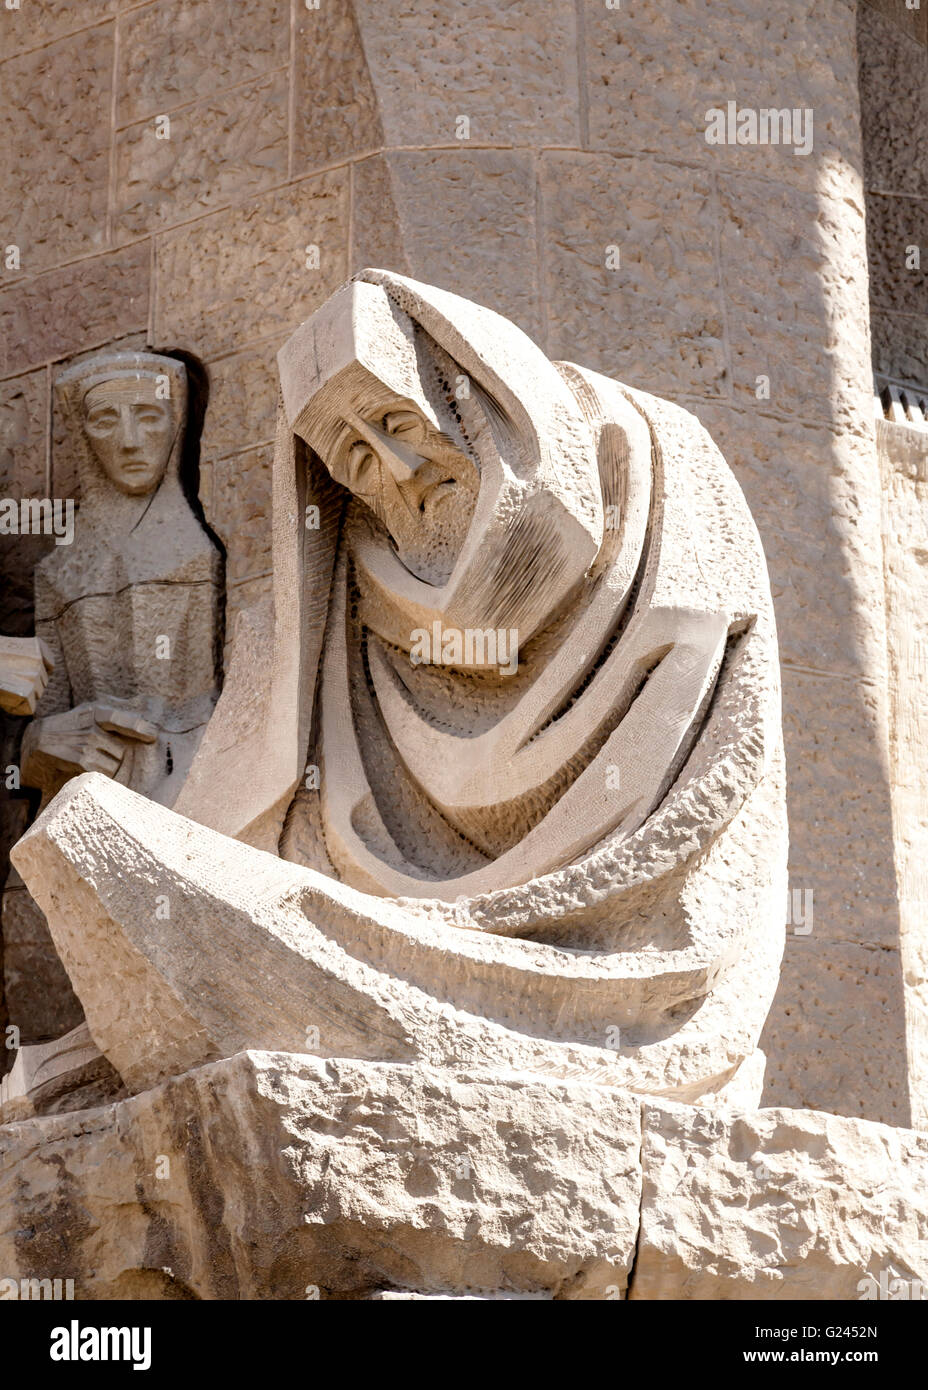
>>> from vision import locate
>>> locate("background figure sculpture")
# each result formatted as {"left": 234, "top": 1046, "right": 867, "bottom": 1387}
{"left": 21, "top": 351, "right": 223, "bottom": 808}
{"left": 1, "top": 350, "right": 223, "bottom": 1060}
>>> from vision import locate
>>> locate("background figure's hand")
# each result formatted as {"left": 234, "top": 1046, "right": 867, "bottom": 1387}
{"left": 0, "top": 635, "right": 54, "bottom": 716}
{"left": 21, "top": 700, "right": 159, "bottom": 795}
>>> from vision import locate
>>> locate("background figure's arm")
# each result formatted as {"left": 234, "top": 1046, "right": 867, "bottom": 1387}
{"left": 0, "top": 635, "right": 53, "bottom": 716}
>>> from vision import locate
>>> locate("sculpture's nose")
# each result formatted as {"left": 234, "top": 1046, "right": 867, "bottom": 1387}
{"left": 344, "top": 410, "right": 424, "bottom": 483}
{"left": 120, "top": 406, "right": 144, "bottom": 451}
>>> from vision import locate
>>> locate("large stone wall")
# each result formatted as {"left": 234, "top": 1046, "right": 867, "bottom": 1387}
{"left": 0, "top": 0, "right": 919, "bottom": 1126}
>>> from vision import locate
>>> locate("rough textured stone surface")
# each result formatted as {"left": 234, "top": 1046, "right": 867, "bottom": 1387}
{"left": 860, "top": 6, "right": 928, "bottom": 200}
{"left": 0, "top": 0, "right": 919, "bottom": 1141}
{"left": 1, "top": 1052, "right": 925, "bottom": 1301}
{"left": 0, "top": 1052, "right": 643, "bottom": 1300}
{"left": 872, "top": 309, "right": 928, "bottom": 388}
{"left": 116, "top": 0, "right": 289, "bottom": 128}
{"left": 0, "top": 370, "right": 47, "bottom": 498}
{"left": 198, "top": 344, "right": 282, "bottom": 466}
{"left": 0, "top": 2, "right": 120, "bottom": 60}
{"left": 354, "top": 0, "right": 581, "bottom": 149}
{"left": 763, "top": 941, "right": 910, "bottom": 1127}
{"left": 0, "top": 25, "right": 113, "bottom": 276}
{"left": 154, "top": 174, "right": 349, "bottom": 358}
{"left": 632, "top": 1099, "right": 928, "bottom": 1299}
{"left": 292, "top": 0, "right": 383, "bottom": 174}
{"left": 23, "top": 350, "right": 222, "bottom": 811}
{"left": 717, "top": 178, "right": 873, "bottom": 433}
{"left": 867, "top": 193, "right": 928, "bottom": 320}
{"left": 541, "top": 153, "right": 726, "bottom": 400}
{"left": 583, "top": 0, "right": 861, "bottom": 200}
{"left": 353, "top": 152, "right": 541, "bottom": 343}
{"left": 0, "top": 245, "right": 150, "bottom": 378}
{"left": 0, "top": 882, "right": 81, "bottom": 1045}
{"left": 209, "top": 444, "right": 273, "bottom": 588}
{"left": 113, "top": 70, "right": 290, "bottom": 241}
{"left": 876, "top": 406, "right": 928, "bottom": 1130}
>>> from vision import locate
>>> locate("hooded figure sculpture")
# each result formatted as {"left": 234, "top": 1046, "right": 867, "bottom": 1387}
{"left": 21, "top": 350, "right": 222, "bottom": 809}
{"left": 12, "top": 274, "right": 787, "bottom": 1111}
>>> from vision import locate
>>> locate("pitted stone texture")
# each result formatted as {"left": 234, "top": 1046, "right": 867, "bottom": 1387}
{"left": 762, "top": 941, "right": 910, "bottom": 1128}
{"left": 350, "top": 154, "right": 409, "bottom": 276}
{"left": 116, "top": 0, "right": 289, "bottom": 127}
{"left": 872, "top": 310, "right": 928, "bottom": 389}
{"left": 862, "top": 0, "right": 928, "bottom": 47}
{"left": 0, "top": 244, "right": 149, "bottom": 378}
{"left": 874, "top": 412, "right": 928, "bottom": 1130}
{"left": 292, "top": 0, "right": 383, "bottom": 175}
{"left": 154, "top": 174, "right": 349, "bottom": 359}
{"left": 691, "top": 406, "right": 886, "bottom": 679}
{"left": 113, "top": 70, "right": 289, "bottom": 241}
{"left": 0, "top": 25, "right": 113, "bottom": 276}
{"left": 0, "top": 370, "right": 47, "bottom": 499}
{"left": 0, "top": 1, "right": 120, "bottom": 58}
{"left": 717, "top": 177, "right": 873, "bottom": 433}
{"left": 210, "top": 444, "right": 273, "bottom": 588}
{"left": 0, "top": 1052, "right": 643, "bottom": 1301}
{"left": 199, "top": 344, "right": 282, "bottom": 467}
{"left": 540, "top": 153, "right": 727, "bottom": 398}
{"left": 777, "top": 670, "right": 899, "bottom": 951}
{"left": 354, "top": 0, "right": 581, "bottom": 149}
{"left": 632, "top": 1100, "right": 928, "bottom": 1300}
{"left": 353, "top": 151, "right": 541, "bottom": 344}
{"left": 866, "top": 194, "right": 928, "bottom": 319}
{"left": 583, "top": 0, "right": 861, "bottom": 200}
{"left": 2, "top": 1054, "right": 926, "bottom": 1301}
{"left": 859, "top": 5, "right": 928, "bottom": 200}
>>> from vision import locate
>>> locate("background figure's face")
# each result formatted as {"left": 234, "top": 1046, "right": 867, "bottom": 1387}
{"left": 81, "top": 377, "right": 176, "bottom": 496}
{"left": 325, "top": 397, "right": 480, "bottom": 586}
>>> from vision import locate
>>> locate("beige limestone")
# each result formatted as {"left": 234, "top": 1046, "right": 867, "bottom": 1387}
{"left": 113, "top": 70, "right": 290, "bottom": 243}
{"left": 632, "top": 1099, "right": 928, "bottom": 1300}
{"left": 0, "top": 636, "right": 51, "bottom": 717}
{"left": 0, "top": 26, "right": 113, "bottom": 277}
{"left": 153, "top": 173, "right": 349, "bottom": 360}
{"left": 1, "top": 1050, "right": 925, "bottom": 1301}
{"left": 0, "top": 0, "right": 899, "bottom": 1130}
{"left": 21, "top": 349, "right": 222, "bottom": 810}
{"left": 0, "top": 243, "right": 149, "bottom": 379}
{"left": 0, "top": 1022, "right": 122, "bottom": 1123}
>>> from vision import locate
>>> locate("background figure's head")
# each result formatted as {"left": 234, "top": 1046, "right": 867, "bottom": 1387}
{"left": 55, "top": 352, "right": 188, "bottom": 502}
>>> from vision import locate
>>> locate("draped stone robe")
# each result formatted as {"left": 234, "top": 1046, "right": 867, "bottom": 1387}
{"left": 173, "top": 270, "right": 786, "bottom": 1103}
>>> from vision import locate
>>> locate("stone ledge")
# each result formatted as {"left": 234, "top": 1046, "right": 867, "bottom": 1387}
{"left": 1, "top": 1051, "right": 926, "bottom": 1301}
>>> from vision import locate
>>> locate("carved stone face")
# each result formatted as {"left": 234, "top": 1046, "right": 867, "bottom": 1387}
{"left": 81, "top": 377, "right": 176, "bottom": 496}
{"left": 321, "top": 395, "right": 479, "bottom": 586}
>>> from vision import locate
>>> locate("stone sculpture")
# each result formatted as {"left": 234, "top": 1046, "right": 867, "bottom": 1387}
{"left": 20, "top": 350, "right": 222, "bottom": 809}
{"left": 11, "top": 272, "right": 786, "bottom": 1109}
{"left": 8, "top": 275, "right": 864, "bottom": 1301}
{"left": 0, "top": 351, "right": 223, "bottom": 1071}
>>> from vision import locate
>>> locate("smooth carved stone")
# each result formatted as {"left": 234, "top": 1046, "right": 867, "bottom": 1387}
{"left": 0, "top": 635, "right": 52, "bottom": 716}
{"left": 0, "top": 1022, "right": 123, "bottom": 1124}
{"left": 15, "top": 766, "right": 776, "bottom": 1105}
